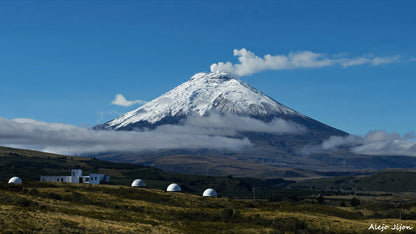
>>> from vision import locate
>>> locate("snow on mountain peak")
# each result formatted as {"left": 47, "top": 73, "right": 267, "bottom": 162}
{"left": 190, "top": 71, "right": 237, "bottom": 81}
{"left": 106, "top": 72, "right": 302, "bottom": 130}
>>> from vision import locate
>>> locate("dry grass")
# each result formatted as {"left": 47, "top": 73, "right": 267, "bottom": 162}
{"left": 1, "top": 182, "right": 416, "bottom": 233}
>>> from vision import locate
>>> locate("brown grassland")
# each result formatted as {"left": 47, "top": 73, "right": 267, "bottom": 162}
{"left": 1, "top": 146, "right": 416, "bottom": 233}
{"left": 1, "top": 181, "right": 415, "bottom": 233}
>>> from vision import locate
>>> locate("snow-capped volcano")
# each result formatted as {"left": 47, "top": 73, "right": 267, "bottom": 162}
{"left": 97, "top": 72, "right": 307, "bottom": 131}
{"left": 91, "top": 72, "right": 416, "bottom": 178}
{"left": 92, "top": 72, "right": 370, "bottom": 177}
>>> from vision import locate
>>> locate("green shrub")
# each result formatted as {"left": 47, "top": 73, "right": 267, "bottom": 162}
{"left": 351, "top": 197, "right": 360, "bottom": 207}
{"left": 47, "top": 192, "right": 62, "bottom": 200}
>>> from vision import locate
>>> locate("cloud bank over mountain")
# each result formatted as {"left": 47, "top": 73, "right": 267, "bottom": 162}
{"left": 156, "top": 112, "right": 306, "bottom": 136}
{"left": 0, "top": 113, "right": 304, "bottom": 155}
{"left": 210, "top": 48, "right": 401, "bottom": 76}
{"left": 304, "top": 130, "right": 416, "bottom": 157}
{"left": 2, "top": 115, "right": 415, "bottom": 157}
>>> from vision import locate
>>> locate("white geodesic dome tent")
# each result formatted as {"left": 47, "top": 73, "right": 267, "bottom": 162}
{"left": 8, "top": 177, "right": 22, "bottom": 184}
{"left": 166, "top": 183, "right": 181, "bottom": 192}
{"left": 202, "top": 188, "right": 217, "bottom": 197}
{"left": 131, "top": 179, "right": 146, "bottom": 187}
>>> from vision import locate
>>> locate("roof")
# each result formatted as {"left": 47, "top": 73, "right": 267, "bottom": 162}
{"left": 8, "top": 177, "right": 22, "bottom": 184}
{"left": 131, "top": 179, "right": 146, "bottom": 187}
{"left": 166, "top": 183, "right": 181, "bottom": 192}
{"left": 203, "top": 188, "right": 217, "bottom": 197}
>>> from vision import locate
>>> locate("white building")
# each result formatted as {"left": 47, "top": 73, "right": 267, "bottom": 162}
{"left": 89, "top": 173, "right": 109, "bottom": 184}
{"left": 40, "top": 169, "right": 109, "bottom": 184}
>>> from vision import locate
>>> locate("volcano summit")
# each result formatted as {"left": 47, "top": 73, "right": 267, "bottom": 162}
{"left": 94, "top": 72, "right": 415, "bottom": 178}
{"left": 96, "top": 72, "right": 344, "bottom": 137}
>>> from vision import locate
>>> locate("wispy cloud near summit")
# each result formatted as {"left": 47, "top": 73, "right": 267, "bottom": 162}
{"left": 210, "top": 48, "right": 402, "bottom": 76}
{"left": 341, "top": 55, "right": 400, "bottom": 68}
{"left": 112, "top": 94, "right": 146, "bottom": 107}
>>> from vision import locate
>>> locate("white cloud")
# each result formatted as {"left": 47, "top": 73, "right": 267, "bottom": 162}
{"left": 176, "top": 112, "right": 306, "bottom": 136}
{"left": 152, "top": 113, "right": 306, "bottom": 140}
{"left": 306, "top": 130, "right": 416, "bottom": 157}
{"left": 341, "top": 55, "right": 400, "bottom": 68}
{"left": 340, "top": 57, "right": 372, "bottom": 68}
{"left": 0, "top": 117, "right": 252, "bottom": 155}
{"left": 352, "top": 130, "right": 416, "bottom": 156}
{"left": 6, "top": 115, "right": 414, "bottom": 157}
{"left": 96, "top": 112, "right": 105, "bottom": 124}
{"left": 111, "top": 94, "right": 146, "bottom": 107}
{"left": 0, "top": 114, "right": 304, "bottom": 155}
{"left": 210, "top": 48, "right": 401, "bottom": 76}
{"left": 371, "top": 56, "right": 401, "bottom": 66}
{"left": 321, "top": 135, "right": 362, "bottom": 150}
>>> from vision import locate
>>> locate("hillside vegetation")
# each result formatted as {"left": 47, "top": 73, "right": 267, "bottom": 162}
{"left": 2, "top": 146, "right": 416, "bottom": 232}
{"left": 292, "top": 169, "right": 416, "bottom": 192}
{"left": 2, "top": 181, "right": 416, "bottom": 233}
{"left": 0, "top": 146, "right": 294, "bottom": 199}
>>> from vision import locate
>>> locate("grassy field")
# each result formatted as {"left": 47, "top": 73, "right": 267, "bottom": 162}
{"left": 291, "top": 169, "right": 416, "bottom": 192}
{"left": 0, "top": 146, "right": 297, "bottom": 199}
{"left": 1, "top": 182, "right": 416, "bottom": 233}
{"left": 2, "top": 146, "right": 416, "bottom": 232}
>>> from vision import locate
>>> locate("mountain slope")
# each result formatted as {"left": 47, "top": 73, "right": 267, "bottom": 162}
{"left": 92, "top": 72, "right": 416, "bottom": 177}
{"left": 95, "top": 72, "right": 346, "bottom": 139}
{"left": 98, "top": 72, "right": 298, "bottom": 129}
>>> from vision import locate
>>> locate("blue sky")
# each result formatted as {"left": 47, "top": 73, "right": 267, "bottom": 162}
{"left": 0, "top": 0, "right": 415, "bottom": 136}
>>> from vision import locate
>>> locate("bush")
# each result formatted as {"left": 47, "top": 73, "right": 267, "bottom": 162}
{"left": 221, "top": 208, "right": 234, "bottom": 220}
{"left": 274, "top": 217, "right": 307, "bottom": 231}
{"left": 16, "top": 197, "right": 32, "bottom": 207}
{"left": 29, "top": 188, "right": 39, "bottom": 196}
{"left": 317, "top": 195, "right": 325, "bottom": 204}
{"left": 47, "top": 192, "right": 62, "bottom": 200}
{"left": 351, "top": 197, "right": 360, "bottom": 207}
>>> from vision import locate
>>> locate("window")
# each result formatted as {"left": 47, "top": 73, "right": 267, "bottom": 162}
{"left": 57, "top": 178, "right": 59, "bottom": 182}
{"left": 72, "top": 172, "right": 75, "bottom": 176}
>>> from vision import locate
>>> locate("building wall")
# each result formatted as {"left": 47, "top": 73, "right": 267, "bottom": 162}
{"left": 41, "top": 176, "right": 71, "bottom": 182}
{"left": 40, "top": 169, "right": 108, "bottom": 184}
{"left": 89, "top": 174, "right": 107, "bottom": 184}
{"left": 80, "top": 176, "right": 89, "bottom": 184}
{"left": 71, "top": 169, "right": 83, "bottom": 183}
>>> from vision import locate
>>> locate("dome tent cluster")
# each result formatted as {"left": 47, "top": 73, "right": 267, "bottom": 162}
{"left": 131, "top": 179, "right": 217, "bottom": 197}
